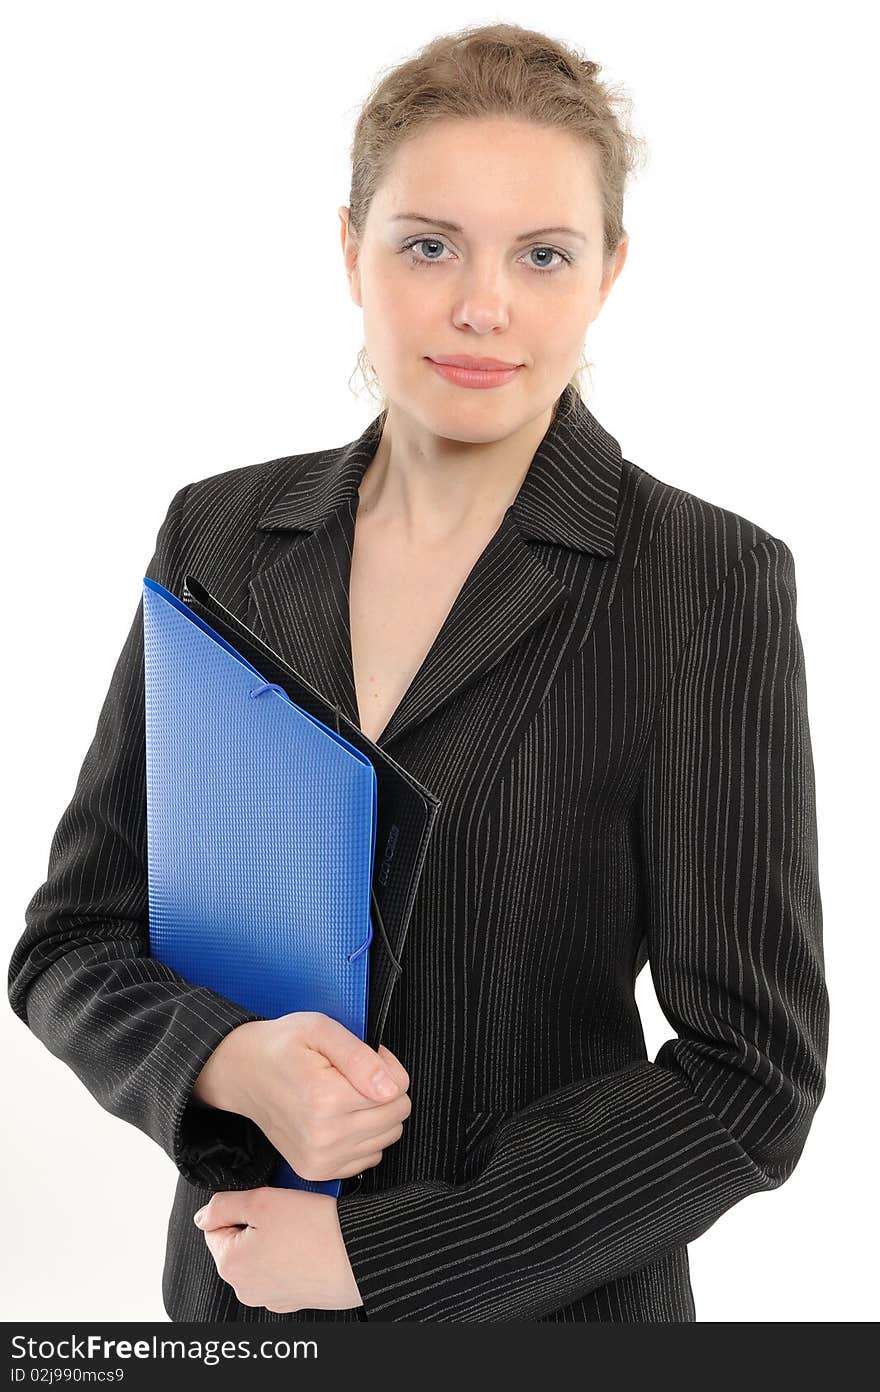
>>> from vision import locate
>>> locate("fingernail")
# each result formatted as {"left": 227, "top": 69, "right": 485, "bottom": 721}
{"left": 193, "top": 1207, "right": 206, "bottom": 1225}
{"left": 372, "top": 1070, "right": 396, "bottom": 1097}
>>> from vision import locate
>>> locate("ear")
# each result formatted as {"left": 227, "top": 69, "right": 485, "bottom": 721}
{"left": 339, "top": 206, "right": 363, "bottom": 307}
{"left": 598, "top": 234, "right": 629, "bottom": 308}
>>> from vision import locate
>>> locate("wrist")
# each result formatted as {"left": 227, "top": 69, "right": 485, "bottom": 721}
{"left": 191, "top": 1021, "right": 261, "bottom": 1119}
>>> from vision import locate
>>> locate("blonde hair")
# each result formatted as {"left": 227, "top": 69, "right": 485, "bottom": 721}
{"left": 345, "top": 21, "right": 647, "bottom": 426}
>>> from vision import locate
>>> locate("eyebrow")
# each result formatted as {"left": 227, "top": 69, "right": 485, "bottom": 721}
{"left": 389, "top": 212, "right": 587, "bottom": 243}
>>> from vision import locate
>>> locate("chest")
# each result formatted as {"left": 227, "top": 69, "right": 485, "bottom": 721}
{"left": 348, "top": 514, "right": 500, "bottom": 745}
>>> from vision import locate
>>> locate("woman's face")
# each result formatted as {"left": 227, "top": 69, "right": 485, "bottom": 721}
{"left": 339, "top": 116, "right": 627, "bottom": 440}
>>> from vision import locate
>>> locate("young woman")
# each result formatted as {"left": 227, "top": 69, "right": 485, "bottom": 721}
{"left": 8, "top": 22, "right": 829, "bottom": 1323}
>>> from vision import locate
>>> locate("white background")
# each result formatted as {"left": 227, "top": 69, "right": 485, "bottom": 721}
{"left": 3, "top": 0, "right": 875, "bottom": 1322}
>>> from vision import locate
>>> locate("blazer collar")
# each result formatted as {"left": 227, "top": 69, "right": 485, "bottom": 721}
{"left": 255, "top": 383, "right": 622, "bottom": 557}
{"left": 247, "top": 385, "right": 623, "bottom": 750}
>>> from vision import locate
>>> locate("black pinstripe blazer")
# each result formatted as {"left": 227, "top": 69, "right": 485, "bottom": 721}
{"left": 8, "top": 384, "right": 829, "bottom": 1322}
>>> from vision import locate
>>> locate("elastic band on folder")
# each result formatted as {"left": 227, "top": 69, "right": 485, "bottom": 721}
{"left": 248, "top": 680, "right": 287, "bottom": 700}
{"left": 369, "top": 885, "right": 402, "bottom": 976}
{"left": 347, "top": 917, "right": 373, "bottom": 962}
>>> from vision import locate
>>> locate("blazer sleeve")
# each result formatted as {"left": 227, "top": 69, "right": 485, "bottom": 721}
{"left": 335, "top": 533, "right": 830, "bottom": 1322}
{"left": 7, "top": 484, "right": 279, "bottom": 1191}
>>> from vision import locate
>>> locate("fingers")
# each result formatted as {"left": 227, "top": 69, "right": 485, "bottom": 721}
{"left": 353, "top": 1121, "right": 405, "bottom": 1156}
{"left": 303, "top": 1014, "right": 409, "bottom": 1103}
{"left": 337, "top": 1151, "right": 383, "bottom": 1176}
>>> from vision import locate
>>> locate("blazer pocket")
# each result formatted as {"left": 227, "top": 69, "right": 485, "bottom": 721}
{"left": 458, "top": 1108, "right": 513, "bottom": 1185}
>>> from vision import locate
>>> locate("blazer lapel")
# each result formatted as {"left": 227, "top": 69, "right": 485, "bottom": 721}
{"left": 248, "top": 384, "right": 623, "bottom": 752}
{"left": 248, "top": 504, "right": 366, "bottom": 733}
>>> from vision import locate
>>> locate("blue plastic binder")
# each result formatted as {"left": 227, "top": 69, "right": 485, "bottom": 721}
{"left": 143, "top": 576, "right": 379, "bottom": 1197}
{"left": 179, "top": 572, "right": 442, "bottom": 1057}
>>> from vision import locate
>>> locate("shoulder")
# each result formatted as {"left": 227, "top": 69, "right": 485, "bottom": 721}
{"left": 167, "top": 445, "right": 338, "bottom": 543}
{"left": 620, "top": 455, "right": 792, "bottom": 581}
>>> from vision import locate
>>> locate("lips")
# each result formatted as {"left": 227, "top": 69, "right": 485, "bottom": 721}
{"left": 429, "top": 355, "right": 522, "bottom": 370}
{"left": 426, "top": 358, "right": 523, "bottom": 390}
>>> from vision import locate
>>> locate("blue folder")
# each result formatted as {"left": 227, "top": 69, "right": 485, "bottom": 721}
{"left": 143, "top": 576, "right": 380, "bottom": 1197}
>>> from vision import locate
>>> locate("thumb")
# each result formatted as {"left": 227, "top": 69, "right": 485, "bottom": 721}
{"left": 376, "top": 1044, "right": 410, "bottom": 1093}
{"left": 193, "top": 1191, "right": 252, "bottom": 1231}
{"left": 309, "top": 1015, "right": 403, "bottom": 1102}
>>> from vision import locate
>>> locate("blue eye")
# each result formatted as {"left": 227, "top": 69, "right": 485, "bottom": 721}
{"left": 402, "top": 237, "right": 450, "bottom": 266}
{"left": 400, "top": 236, "right": 572, "bottom": 276}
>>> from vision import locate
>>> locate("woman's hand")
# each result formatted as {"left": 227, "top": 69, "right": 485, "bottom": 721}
{"left": 194, "top": 1187, "right": 363, "bottom": 1313}
{"left": 192, "top": 1012, "right": 412, "bottom": 1181}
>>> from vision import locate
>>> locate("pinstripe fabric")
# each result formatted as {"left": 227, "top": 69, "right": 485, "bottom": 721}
{"left": 8, "top": 385, "right": 828, "bottom": 1322}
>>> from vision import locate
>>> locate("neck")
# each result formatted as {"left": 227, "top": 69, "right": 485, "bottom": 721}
{"left": 357, "top": 400, "right": 554, "bottom": 546}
